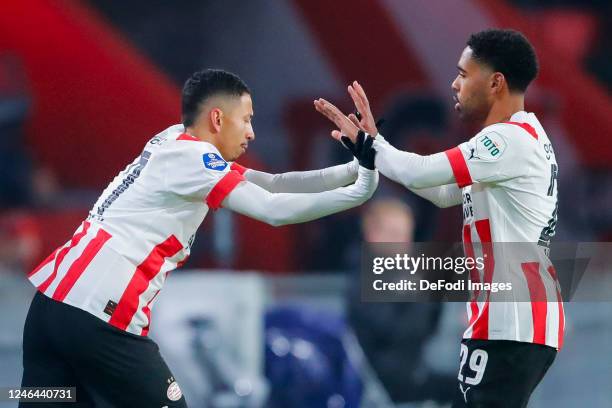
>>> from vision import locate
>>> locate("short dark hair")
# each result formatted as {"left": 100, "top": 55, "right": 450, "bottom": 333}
{"left": 181, "top": 69, "right": 250, "bottom": 127}
{"left": 467, "top": 29, "right": 538, "bottom": 92}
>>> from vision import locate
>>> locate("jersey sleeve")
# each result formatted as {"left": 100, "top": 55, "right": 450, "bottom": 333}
{"left": 234, "top": 160, "right": 359, "bottom": 193}
{"left": 445, "top": 125, "right": 532, "bottom": 187}
{"left": 165, "top": 143, "right": 245, "bottom": 209}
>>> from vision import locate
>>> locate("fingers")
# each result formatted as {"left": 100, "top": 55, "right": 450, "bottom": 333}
{"left": 314, "top": 99, "right": 343, "bottom": 122}
{"left": 352, "top": 80, "right": 370, "bottom": 108}
{"left": 331, "top": 129, "right": 343, "bottom": 141}
{"left": 314, "top": 98, "right": 359, "bottom": 142}
{"left": 348, "top": 113, "right": 361, "bottom": 129}
{"left": 314, "top": 99, "right": 343, "bottom": 127}
{"left": 315, "top": 98, "right": 342, "bottom": 115}
{"left": 348, "top": 85, "right": 367, "bottom": 115}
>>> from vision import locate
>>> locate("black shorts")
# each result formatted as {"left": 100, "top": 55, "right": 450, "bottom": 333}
{"left": 452, "top": 338, "right": 556, "bottom": 408}
{"left": 20, "top": 291, "right": 187, "bottom": 407}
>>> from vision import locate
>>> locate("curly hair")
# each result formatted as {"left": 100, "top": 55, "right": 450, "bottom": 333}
{"left": 467, "top": 29, "right": 538, "bottom": 92}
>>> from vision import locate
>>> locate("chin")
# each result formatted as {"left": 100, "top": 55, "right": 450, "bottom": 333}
{"left": 228, "top": 152, "right": 242, "bottom": 162}
{"left": 457, "top": 111, "right": 470, "bottom": 122}
{"left": 456, "top": 107, "right": 480, "bottom": 124}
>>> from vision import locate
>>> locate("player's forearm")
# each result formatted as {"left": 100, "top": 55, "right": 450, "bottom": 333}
{"left": 244, "top": 159, "right": 359, "bottom": 193}
{"left": 409, "top": 185, "right": 463, "bottom": 208}
{"left": 373, "top": 135, "right": 455, "bottom": 189}
{"left": 224, "top": 166, "right": 378, "bottom": 226}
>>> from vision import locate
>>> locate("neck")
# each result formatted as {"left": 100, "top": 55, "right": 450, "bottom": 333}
{"left": 482, "top": 92, "right": 525, "bottom": 127}
{"left": 186, "top": 125, "right": 223, "bottom": 152}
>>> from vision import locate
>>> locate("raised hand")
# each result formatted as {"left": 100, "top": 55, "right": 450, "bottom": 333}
{"left": 347, "top": 81, "right": 378, "bottom": 136}
{"left": 314, "top": 98, "right": 360, "bottom": 143}
{"left": 341, "top": 131, "right": 376, "bottom": 170}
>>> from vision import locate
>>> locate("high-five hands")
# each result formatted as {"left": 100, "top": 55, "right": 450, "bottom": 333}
{"left": 341, "top": 131, "right": 376, "bottom": 170}
{"left": 313, "top": 98, "right": 360, "bottom": 142}
{"left": 313, "top": 80, "right": 378, "bottom": 144}
{"left": 347, "top": 81, "right": 378, "bottom": 136}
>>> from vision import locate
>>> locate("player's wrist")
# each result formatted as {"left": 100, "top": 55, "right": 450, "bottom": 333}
{"left": 347, "top": 157, "right": 359, "bottom": 174}
{"left": 355, "top": 165, "right": 379, "bottom": 198}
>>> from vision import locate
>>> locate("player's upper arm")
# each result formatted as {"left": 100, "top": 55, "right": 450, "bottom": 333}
{"left": 445, "top": 124, "right": 534, "bottom": 187}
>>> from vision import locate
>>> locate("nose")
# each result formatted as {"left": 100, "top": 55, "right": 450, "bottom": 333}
{"left": 451, "top": 76, "right": 460, "bottom": 93}
{"left": 246, "top": 130, "right": 255, "bottom": 141}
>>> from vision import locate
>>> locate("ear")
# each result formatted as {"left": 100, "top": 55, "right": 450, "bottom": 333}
{"left": 209, "top": 108, "right": 223, "bottom": 133}
{"left": 491, "top": 72, "right": 506, "bottom": 94}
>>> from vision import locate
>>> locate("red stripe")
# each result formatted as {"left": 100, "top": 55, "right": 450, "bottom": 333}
{"left": 547, "top": 265, "right": 564, "bottom": 349}
{"left": 205, "top": 170, "right": 246, "bottom": 210}
{"left": 463, "top": 225, "right": 480, "bottom": 328}
{"left": 521, "top": 262, "right": 548, "bottom": 345}
{"left": 108, "top": 235, "right": 183, "bottom": 331}
{"left": 445, "top": 147, "right": 473, "bottom": 188}
{"left": 177, "top": 133, "right": 201, "bottom": 141}
{"left": 38, "top": 222, "right": 91, "bottom": 293}
{"left": 230, "top": 162, "right": 248, "bottom": 175}
{"left": 52, "top": 228, "right": 112, "bottom": 301}
{"left": 28, "top": 246, "right": 61, "bottom": 278}
{"left": 140, "top": 289, "right": 161, "bottom": 336}
{"left": 471, "top": 219, "right": 495, "bottom": 340}
{"left": 503, "top": 122, "right": 538, "bottom": 140}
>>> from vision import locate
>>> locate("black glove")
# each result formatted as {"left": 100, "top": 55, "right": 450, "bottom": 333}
{"left": 341, "top": 130, "right": 376, "bottom": 170}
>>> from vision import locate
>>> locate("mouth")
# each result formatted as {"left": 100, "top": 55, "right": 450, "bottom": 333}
{"left": 240, "top": 143, "right": 248, "bottom": 152}
{"left": 453, "top": 95, "right": 461, "bottom": 111}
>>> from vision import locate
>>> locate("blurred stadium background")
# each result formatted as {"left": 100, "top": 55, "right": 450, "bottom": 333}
{"left": 1, "top": 0, "right": 611, "bottom": 407}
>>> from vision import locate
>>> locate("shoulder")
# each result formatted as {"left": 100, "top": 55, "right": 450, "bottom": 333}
{"left": 157, "top": 132, "right": 230, "bottom": 173}
{"left": 480, "top": 121, "right": 540, "bottom": 145}
{"left": 468, "top": 123, "right": 535, "bottom": 162}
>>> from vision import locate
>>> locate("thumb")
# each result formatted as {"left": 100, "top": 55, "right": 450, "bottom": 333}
{"left": 331, "top": 130, "right": 343, "bottom": 141}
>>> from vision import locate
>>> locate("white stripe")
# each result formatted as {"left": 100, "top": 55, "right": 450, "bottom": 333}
{"left": 380, "top": 0, "right": 494, "bottom": 96}
{"left": 29, "top": 223, "right": 89, "bottom": 287}
{"left": 42, "top": 231, "right": 96, "bottom": 297}
{"left": 542, "top": 268, "right": 559, "bottom": 347}
{"left": 513, "top": 301, "right": 521, "bottom": 340}
{"left": 62, "top": 244, "right": 122, "bottom": 310}
{"left": 125, "top": 258, "right": 175, "bottom": 335}
{"left": 464, "top": 302, "right": 474, "bottom": 338}
{"left": 29, "top": 260, "right": 57, "bottom": 287}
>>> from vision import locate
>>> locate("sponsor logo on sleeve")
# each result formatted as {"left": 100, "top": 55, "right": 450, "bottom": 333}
{"left": 475, "top": 131, "right": 507, "bottom": 161}
{"left": 202, "top": 153, "right": 228, "bottom": 171}
{"left": 166, "top": 381, "right": 182, "bottom": 402}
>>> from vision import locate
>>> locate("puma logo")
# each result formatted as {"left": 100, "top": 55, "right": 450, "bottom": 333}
{"left": 468, "top": 148, "right": 476, "bottom": 160}
{"left": 459, "top": 383, "right": 471, "bottom": 403}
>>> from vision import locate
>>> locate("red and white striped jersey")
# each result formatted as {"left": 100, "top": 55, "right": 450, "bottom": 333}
{"left": 445, "top": 111, "right": 564, "bottom": 349}
{"left": 27, "top": 124, "right": 247, "bottom": 335}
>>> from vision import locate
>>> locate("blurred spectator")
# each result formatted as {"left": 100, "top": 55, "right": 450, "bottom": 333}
{"left": 0, "top": 54, "right": 34, "bottom": 208}
{"left": 586, "top": 6, "right": 612, "bottom": 92}
{"left": 0, "top": 54, "right": 61, "bottom": 210}
{"left": 346, "top": 199, "right": 455, "bottom": 404}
